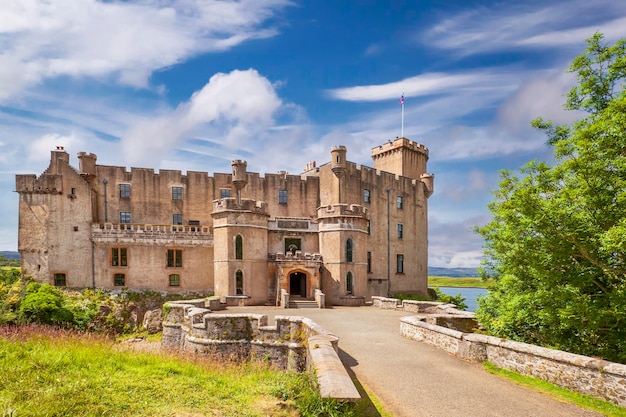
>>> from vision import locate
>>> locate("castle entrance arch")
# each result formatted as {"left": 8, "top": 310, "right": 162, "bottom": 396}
{"left": 289, "top": 271, "right": 307, "bottom": 297}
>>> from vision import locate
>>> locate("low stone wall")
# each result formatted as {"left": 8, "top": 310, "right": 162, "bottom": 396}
{"left": 162, "top": 299, "right": 360, "bottom": 402}
{"left": 338, "top": 296, "right": 365, "bottom": 307}
{"left": 371, "top": 296, "right": 478, "bottom": 331}
{"left": 400, "top": 316, "right": 626, "bottom": 406}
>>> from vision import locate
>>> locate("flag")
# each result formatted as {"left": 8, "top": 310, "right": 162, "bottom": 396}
{"left": 399, "top": 95, "right": 404, "bottom": 105}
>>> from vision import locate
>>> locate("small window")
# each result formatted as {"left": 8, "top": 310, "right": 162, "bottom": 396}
{"left": 346, "top": 239, "right": 353, "bottom": 263}
{"left": 367, "top": 252, "right": 372, "bottom": 273}
{"left": 167, "top": 249, "right": 183, "bottom": 268}
{"left": 188, "top": 220, "right": 200, "bottom": 226}
{"left": 120, "top": 184, "right": 130, "bottom": 198}
{"left": 278, "top": 189, "right": 288, "bottom": 204}
{"left": 111, "top": 247, "right": 128, "bottom": 267}
{"left": 71, "top": 188, "right": 76, "bottom": 195}
{"left": 363, "top": 189, "right": 371, "bottom": 203}
{"left": 236, "top": 270, "right": 243, "bottom": 295}
{"left": 113, "top": 273, "right": 125, "bottom": 286}
{"left": 172, "top": 187, "right": 183, "bottom": 200}
{"left": 120, "top": 212, "right": 131, "bottom": 224}
{"left": 53, "top": 273, "right": 67, "bottom": 287}
{"left": 220, "top": 189, "right": 231, "bottom": 198}
{"left": 172, "top": 214, "right": 183, "bottom": 225}
{"left": 346, "top": 271, "right": 353, "bottom": 295}
{"left": 396, "top": 196, "right": 403, "bottom": 209}
{"left": 397, "top": 254, "right": 404, "bottom": 274}
{"left": 397, "top": 224, "right": 403, "bottom": 239}
{"left": 367, "top": 220, "right": 371, "bottom": 235}
{"left": 235, "top": 235, "right": 243, "bottom": 260}
{"left": 169, "top": 274, "right": 180, "bottom": 287}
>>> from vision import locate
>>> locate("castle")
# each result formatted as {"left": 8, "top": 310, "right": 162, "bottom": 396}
{"left": 15, "top": 137, "right": 434, "bottom": 306}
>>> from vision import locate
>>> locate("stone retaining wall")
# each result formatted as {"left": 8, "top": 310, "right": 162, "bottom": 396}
{"left": 162, "top": 299, "right": 360, "bottom": 402}
{"left": 400, "top": 316, "right": 626, "bottom": 406}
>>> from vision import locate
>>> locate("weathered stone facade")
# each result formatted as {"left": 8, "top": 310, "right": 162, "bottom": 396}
{"left": 16, "top": 137, "right": 433, "bottom": 306}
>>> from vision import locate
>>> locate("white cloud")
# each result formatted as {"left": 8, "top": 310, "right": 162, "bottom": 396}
{"left": 0, "top": 0, "right": 292, "bottom": 100}
{"left": 121, "top": 69, "right": 283, "bottom": 166}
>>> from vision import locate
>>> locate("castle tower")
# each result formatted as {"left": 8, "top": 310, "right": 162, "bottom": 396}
{"left": 78, "top": 152, "right": 98, "bottom": 185}
{"left": 371, "top": 137, "right": 429, "bottom": 180}
{"left": 211, "top": 198, "right": 270, "bottom": 305}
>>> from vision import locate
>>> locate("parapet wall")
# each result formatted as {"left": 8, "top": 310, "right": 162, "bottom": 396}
{"left": 400, "top": 316, "right": 626, "bottom": 407}
{"left": 162, "top": 299, "right": 360, "bottom": 401}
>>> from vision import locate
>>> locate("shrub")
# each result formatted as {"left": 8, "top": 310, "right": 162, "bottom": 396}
{"left": 20, "top": 283, "right": 74, "bottom": 326}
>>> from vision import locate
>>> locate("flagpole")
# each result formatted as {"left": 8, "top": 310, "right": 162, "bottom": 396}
{"left": 400, "top": 93, "right": 404, "bottom": 138}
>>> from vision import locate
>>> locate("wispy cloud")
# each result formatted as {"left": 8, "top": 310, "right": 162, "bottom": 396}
{"left": 420, "top": 0, "right": 626, "bottom": 56}
{"left": 0, "top": 0, "right": 292, "bottom": 100}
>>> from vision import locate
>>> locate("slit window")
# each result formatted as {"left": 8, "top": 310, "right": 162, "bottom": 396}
{"left": 397, "top": 224, "right": 403, "bottom": 239}
{"left": 346, "top": 239, "right": 353, "bottom": 263}
{"left": 235, "top": 235, "right": 243, "bottom": 259}
{"left": 397, "top": 254, "right": 404, "bottom": 274}
{"left": 236, "top": 270, "right": 243, "bottom": 295}
{"left": 346, "top": 271, "right": 353, "bottom": 294}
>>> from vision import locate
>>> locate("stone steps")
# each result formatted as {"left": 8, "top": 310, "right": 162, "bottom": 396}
{"left": 288, "top": 299, "right": 319, "bottom": 309}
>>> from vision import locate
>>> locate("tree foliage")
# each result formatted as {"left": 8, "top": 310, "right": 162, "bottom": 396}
{"left": 476, "top": 33, "right": 626, "bottom": 363}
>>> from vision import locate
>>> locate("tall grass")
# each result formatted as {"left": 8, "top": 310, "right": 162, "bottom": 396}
{"left": 428, "top": 276, "right": 495, "bottom": 288}
{"left": 0, "top": 325, "right": 353, "bottom": 417}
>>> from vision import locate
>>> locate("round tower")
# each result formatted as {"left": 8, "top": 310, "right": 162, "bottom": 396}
{"left": 330, "top": 146, "right": 347, "bottom": 179}
{"left": 231, "top": 160, "right": 248, "bottom": 191}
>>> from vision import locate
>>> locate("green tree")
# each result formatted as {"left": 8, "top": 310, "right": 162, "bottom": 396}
{"left": 477, "top": 33, "right": 626, "bottom": 363}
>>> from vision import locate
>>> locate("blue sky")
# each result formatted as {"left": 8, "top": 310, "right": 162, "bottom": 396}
{"left": 1, "top": 0, "right": 625, "bottom": 267}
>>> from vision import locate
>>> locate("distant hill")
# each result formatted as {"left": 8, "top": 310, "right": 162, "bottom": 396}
{"left": 0, "top": 251, "right": 19, "bottom": 260}
{"left": 429, "top": 267, "right": 479, "bottom": 277}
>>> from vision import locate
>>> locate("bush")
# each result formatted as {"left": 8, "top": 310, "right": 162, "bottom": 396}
{"left": 20, "top": 283, "right": 74, "bottom": 326}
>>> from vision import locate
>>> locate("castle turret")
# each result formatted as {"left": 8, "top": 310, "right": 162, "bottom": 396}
{"left": 78, "top": 152, "right": 98, "bottom": 185}
{"left": 330, "top": 146, "right": 347, "bottom": 179}
{"left": 231, "top": 160, "right": 248, "bottom": 205}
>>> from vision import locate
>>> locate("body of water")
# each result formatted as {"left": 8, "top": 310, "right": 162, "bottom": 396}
{"left": 437, "top": 286, "right": 488, "bottom": 312}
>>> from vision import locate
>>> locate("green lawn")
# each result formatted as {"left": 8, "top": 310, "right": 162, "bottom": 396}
{"left": 0, "top": 325, "right": 353, "bottom": 417}
{"left": 428, "top": 276, "right": 494, "bottom": 288}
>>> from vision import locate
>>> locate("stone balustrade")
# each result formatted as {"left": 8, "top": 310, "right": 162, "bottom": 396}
{"left": 92, "top": 223, "right": 214, "bottom": 245}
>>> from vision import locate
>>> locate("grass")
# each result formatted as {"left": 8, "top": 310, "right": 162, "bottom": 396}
{"left": 0, "top": 324, "right": 351, "bottom": 417}
{"left": 483, "top": 362, "right": 626, "bottom": 417}
{"left": 428, "top": 276, "right": 495, "bottom": 288}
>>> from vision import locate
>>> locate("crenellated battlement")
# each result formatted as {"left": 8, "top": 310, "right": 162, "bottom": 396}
{"left": 317, "top": 203, "right": 368, "bottom": 219}
{"left": 15, "top": 174, "right": 63, "bottom": 194}
{"left": 371, "top": 137, "right": 429, "bottom": 159}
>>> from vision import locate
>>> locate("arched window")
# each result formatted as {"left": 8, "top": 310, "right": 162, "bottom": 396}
{"left": 235, "top": 235, "right": 243, "bottom": 260}
{"left": 236, "top": 270, "right": 243, "bottom": 295}
{"left": 346, "top": 271, "right": 353, "bottom": 294}
{"left": 346, "top": 238, "right": 353, "bottom": 263}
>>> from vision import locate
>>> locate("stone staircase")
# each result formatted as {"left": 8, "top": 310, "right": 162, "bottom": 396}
{"left": 288, "top": 297, "right": 319, "bottom": 309}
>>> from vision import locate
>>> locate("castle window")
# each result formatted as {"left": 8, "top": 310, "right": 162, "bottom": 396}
{"left": 172, "top": 187, "right": 183, "bottom": 200}
{"left": 120, "top": 212, "right": 131, "bottom": 224}
{"left": 220, "top": 189, "right": 231, "bottom": 198}
{"left": 396, "top": 196, "right": 403, "bottom": 209}
{"left": 236, "top": 270, "right": 243, "bottom": 295}
{"left": 367, "top": 252, "right": 372, "bottom": 273}
{"left": 53, "top": 273, "right": 67, "bottom": 287}
{"left": 235, "top": 235, "right": 243, "bottom": 260}
{"left": 367, "top": 220, "right": 371, "bottom": 235}
{"left": 167, "top": 249, "right": 183, "bottom": 268}
{"left": 285, "top": 238, "right": 301, "bottom": 255}
{"left": 111, "top": 247, "right": 128, "bottom": 267}
{"left": 397, "top": 254, "right": 404, "bottom": 274}
{"left": 113, "top": 273, "right": 125, "bottom": 287}
{"left": 346, "top": 239, "right": 353, "bottom": 263}
{"left": 278, "top": 189, "right": 288, "bottom": 204}
{"left": 172, "top": 214, "right": 183, "bottom": 225}
{"left": 363, "top": 189, "right": 371, "bottom": 203}
{"left": 346, "top": 271, "right": 354, "bottom": 295}
{"left": 120, "top": 184, "right": 130, "bottom": 198}
{"left": 169, "top": 274, "right": 180, "bottom": 287}
{"left": 397, "top": 224, "right": 403, "bottom": 239}
{"left": 71, "top": 188, "right": 76, "bottom": 195}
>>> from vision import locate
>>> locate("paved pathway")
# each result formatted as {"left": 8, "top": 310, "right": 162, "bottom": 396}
{"left": 229, "top": 305, "right": 602, "bottom": 417}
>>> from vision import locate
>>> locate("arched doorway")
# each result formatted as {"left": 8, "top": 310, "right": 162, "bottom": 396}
{"left": 289, "top": 271, "right": 307, "bottom": 298}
